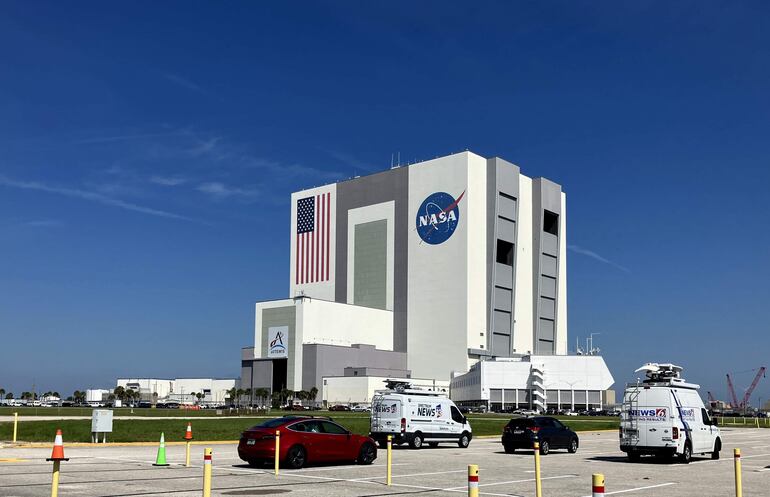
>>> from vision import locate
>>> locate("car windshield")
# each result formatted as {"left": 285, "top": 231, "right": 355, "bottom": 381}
{"left": 250, "top": 418, "right": 290, "bottom": 429}
{"left": 507, "top": 419, "right": 535, "bottom": 429}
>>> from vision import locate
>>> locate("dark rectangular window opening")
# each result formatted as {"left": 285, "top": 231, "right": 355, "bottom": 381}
{"left": 496, "top": 239, "right": 514, "bottom": 266}
{"left": 543, "top": 210, "right": 559, "bottom": 236}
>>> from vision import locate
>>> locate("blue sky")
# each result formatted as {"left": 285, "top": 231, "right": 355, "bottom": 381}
{"left": 1, "top": 2, "right": 768, "bottom": 404}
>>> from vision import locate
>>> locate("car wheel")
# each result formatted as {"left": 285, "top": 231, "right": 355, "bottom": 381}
{"left": 539, "top": 440, "right": 550, "bottom": 455}
{"left": 679, "top": 442, "right": 692, "bottom": 464}
{"left": 286, "top": 445, "right": 306, "bottom": 469}
{"left": 410, "top": 432, "right": 424, "bottom": 449}
{"left": 503, "top": 444, "right": 516, "bottom": 454}
{"left": 357, "top": 442, "right": 377, "bottom": 465}
{"left": 567, "top": 438, "right": 578, "bottom": 454}
{"left": 428, "top": 442, "right": 439, "bottom": 448}
{"left": 712, "top": 439, "right": 721, "bottom": 460}
{"left": 458, "top": 432, "right": 471, "bottom": 448}
{"left": 628, "top": 450, "right": 640, "bottom": 462}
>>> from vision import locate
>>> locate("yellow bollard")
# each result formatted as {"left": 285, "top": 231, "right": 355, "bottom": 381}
{"left": 202, "top": 448, "right": 212, "bottom": 497}
{"left": 50, "top": 460, "right": 61, "bottom": 497}
{"left": 13, "top": 412, "right": 18, "bottom": 444}
{"left": 533, "top": 441, "right": 542, "bottom": 497}
{"left": 186, "top": 441, "right": 191, "bottom": 468}
{"left": 274, "top": 430, "right": 280, "bottom": 476}
{"left": 386, "top": 435, "right": 392, "bottom": 486}
{"left": 734, "top": 448, "right": 742, "bottom": 497}
{"left": 592, "top": 473, "right": 605, "bottom": 497}
{"left": 468, "top": 464, "right": 479, "bottom": 497}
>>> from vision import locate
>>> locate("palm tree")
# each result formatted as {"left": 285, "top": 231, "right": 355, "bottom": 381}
{"left": 0, "top": 388, "right": 5, "bottom": 401}
{"left": 114, "top": 386, "right": 126, "bottom": 402}
{"left": 254, "top": 388, "right": 269, "bottom": 408}
{"left": 226, "top": 387, "right": 237, "bottom": 406}
{"left": 196, "top": 392, "right": 204, "bottom": 404}
{"left": 309, "top": 387, "right": 318, "bottom": 406}
{"left": 236, "top": 388, "right": 246, "bottom": 408}
{"left": 5, "top": 392, "right": 13, "bottom": 400}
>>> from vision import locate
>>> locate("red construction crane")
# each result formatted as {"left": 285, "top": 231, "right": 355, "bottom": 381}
{"left": 740, "top": 367, "right": 766, "bottom": 409}
{"left": 727, "top": 367, "right": 767, "bottom": 410}
{"left": 726, "top": 374, "right": 740, "bottom": 408}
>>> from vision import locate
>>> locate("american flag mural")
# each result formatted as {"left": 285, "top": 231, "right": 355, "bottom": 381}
{"left": 296, "top": 192, "right": 331, "bottom": 284}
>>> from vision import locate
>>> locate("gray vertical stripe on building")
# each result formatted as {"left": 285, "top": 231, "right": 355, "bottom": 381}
{"left": 486, "top": 157, "right": 520, "bottom": 357}
{"left": 335, "top": 167, "right": 409, "bottom": 351}
{"left": 260, "top": 306, "right": 297, "bottom": 388}
{"left": 532, "top": 178, "right": 562, "bottom": 355}
{"left": 353, "top": 219, "right": 388, "bottom": 309}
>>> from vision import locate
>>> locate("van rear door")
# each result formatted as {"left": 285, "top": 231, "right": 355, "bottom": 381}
{"left": 371, "top": 396, "right": 402, "bottom": 433}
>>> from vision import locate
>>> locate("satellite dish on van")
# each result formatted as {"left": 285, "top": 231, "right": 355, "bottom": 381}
{"left": 635, "top": 363, "right": 683, "bottom": 380}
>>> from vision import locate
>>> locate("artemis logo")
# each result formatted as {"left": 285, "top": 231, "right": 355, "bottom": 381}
{"left": 415, "top": 191, "right": 465, "bottom": 245}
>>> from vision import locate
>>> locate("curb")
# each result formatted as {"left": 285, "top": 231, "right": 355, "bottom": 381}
{"left": 3, "top": 440, "right": 239, "bottom": 448}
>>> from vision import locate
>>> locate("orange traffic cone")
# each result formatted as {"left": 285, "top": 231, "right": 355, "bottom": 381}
{"left": 47, "top": 429, "right": 68, "bottom": 461}
{"left": 184, "top": 422, "right": 193, "bottom": 440}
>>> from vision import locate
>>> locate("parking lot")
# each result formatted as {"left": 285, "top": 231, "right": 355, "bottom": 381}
{"left": 1, "top": 427, "right": 769, "bottom": 496}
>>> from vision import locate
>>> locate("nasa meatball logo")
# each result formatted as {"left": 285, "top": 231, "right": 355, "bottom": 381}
{"left": 415, "top": 191, "right": 465, "bottom": 245}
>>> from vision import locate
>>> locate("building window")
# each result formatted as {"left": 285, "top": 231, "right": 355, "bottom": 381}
{"left": 496, "top": 239, "right": 514, "bottom": 266}
{"left": 543, "top": 210, "right": 559, "bottom": 236}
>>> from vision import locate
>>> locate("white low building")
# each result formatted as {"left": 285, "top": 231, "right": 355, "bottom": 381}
{"left": 450, "top": 355, "right": 614, "bottom": 411}
{"left": 116, "top": 378, "right": 237, "bottom": 405}
{"left": 323, "top": 376, "right": 450, "bottom": 405}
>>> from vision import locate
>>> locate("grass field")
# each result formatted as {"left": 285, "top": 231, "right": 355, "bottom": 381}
{"left": 0, "top": 413, "right": 621, "bottom": 443}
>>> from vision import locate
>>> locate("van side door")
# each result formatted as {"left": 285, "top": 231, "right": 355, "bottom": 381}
{"left": 450, "top": 405, "right": 466, "bottom": 434}
{"left": 700, "top": 408, "right": 717, "bottom": 452}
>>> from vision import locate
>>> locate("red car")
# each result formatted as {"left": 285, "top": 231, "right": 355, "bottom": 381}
{"left": 238, "top": 416, "right": 377, "bottom": 469}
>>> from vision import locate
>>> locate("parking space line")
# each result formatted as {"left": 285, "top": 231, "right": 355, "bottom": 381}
{"left": 445, "top": 474, "right": 577, "bottom": 490}
{"left": 216, "top": 464, "right": 524, "bottom": 496}
{"left": 580, "top": 482, "right": 676, "bottom": 496}
{"left": 350, "top": 468, "right": 467, "bottom": 481}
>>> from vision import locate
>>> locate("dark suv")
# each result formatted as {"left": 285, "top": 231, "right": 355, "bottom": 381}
{"left": 501, "top": 416, "right": 579, "bottom": 455}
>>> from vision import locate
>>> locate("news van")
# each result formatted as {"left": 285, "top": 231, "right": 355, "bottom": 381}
{"left": 369, "top": 381, "right": 472, "bottom": 449}
{"left": 620, "top": 363, "right": 721, "bottom": 463}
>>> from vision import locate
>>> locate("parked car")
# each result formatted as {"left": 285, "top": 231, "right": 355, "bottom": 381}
{"left": 502, "top": 416, "right": 579, "bottom": 455}
{"left": 329, "top": 405, "right": 350, "bottom": 411}
{"left": 237, "top": 416, "right": 377, "bottom": 469}
{"left": 351, "top": 405, "right": 370, "bottom": 412}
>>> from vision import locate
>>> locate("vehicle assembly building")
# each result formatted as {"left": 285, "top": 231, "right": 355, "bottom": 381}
{"left": 241, "top": 151, "right": 614, "bottom": 408}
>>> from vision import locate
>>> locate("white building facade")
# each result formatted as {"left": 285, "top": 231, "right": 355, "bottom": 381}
{"left": 116, "top": 378, "right": 236, "bottom": 405}
{"left": 242, "top": 151, "right": 613, "bottom": 408}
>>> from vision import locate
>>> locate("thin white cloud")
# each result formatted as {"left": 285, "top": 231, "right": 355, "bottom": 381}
{"left": 164, "top": 73, "right": 206, "bottom": 93}
{"left": 21, "top": 219, "right": 63, "bottom": 228}
{"left": 73, "top": 131, "right": 189, "bottom": 145}
{"left": 196, "top": 182, "right": 259, "bottom": 200}
{"left": 327, "top": 150, "right": 380, "bottom": 172}
{"left": 568, "top": 244, "right": 630, "bottom": 273}
{"left": 0, "top": 175, "right": 195, "bottom": 222}
{"left": 188, "top": 137, "right": 221, "bottom": 157}
{"left": 150, "top": 175, "right": 188, "bottom": 186}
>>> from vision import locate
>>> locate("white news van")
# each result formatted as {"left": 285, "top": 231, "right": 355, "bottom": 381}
{"left": 620, "top": 363, "right": 721, "bottom": 463}
{"left": 370, "top": 381, "right": 472, "bottom": 449}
